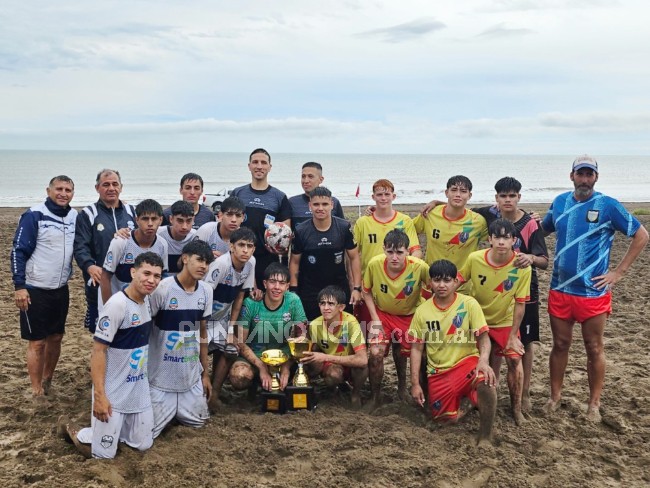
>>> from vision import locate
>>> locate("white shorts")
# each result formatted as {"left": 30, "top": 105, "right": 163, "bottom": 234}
{"left": 207, "top": 319, "right": 228, "bottom": 351}
{"left": 77, "top": 407, "right": 154, "bottom": 459}
{"left": 150, "top": 378, "right": 209, "bottom": 438}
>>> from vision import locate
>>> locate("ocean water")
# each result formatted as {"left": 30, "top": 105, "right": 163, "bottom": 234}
{"left": 1, "top": 150, "right": 648, "bottom": 207}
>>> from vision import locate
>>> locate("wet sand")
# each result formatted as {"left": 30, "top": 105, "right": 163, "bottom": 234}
{"left": 1, "top": 203, "right": 649, "bottom": 487}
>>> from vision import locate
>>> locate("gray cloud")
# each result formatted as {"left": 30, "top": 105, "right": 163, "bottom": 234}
{"left": 355, "top": 17, "right": 446, "bottom": 43}
{"left": 476, "top": 23, "right": 534, "bottom": 39}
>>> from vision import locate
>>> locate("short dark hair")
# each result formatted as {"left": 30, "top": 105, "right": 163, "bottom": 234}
{"left": 134, "top": 251, "right": 164, "bottom": 270}
{"left": 249, "top": 148, "right": 271, "bottom": 163}
{"left": 488, "top": 218, "right": 516, "bottom": 238}
{"left": 180, "top": 173, "right": 204, "bottom": 189}
{"left": 302, "top": 162, "right": 323, "bottom": 172}
{"left": 446, "top": 175, "right": 472, "bottom": 191}
{"left": 135, "top": 199, "right": 163, "bottom": 217}
{"left": 383, "top": 229, "right": 410, "bottom": 250}
{"left": 220, "top": 196, "right": 246, "bottom": 214}
{"left": 96, "top": 169, "right": 122, "bottom": 185}
{"left": 263, "top": 262, "right": 289, "bottom": 281}
{"left": 181, "top": 239, "right": 214, "bottom": 265}
{"left": 49, "top": 175, "right": 74, "bottom": 189}
{"left": 317, "top": 285, "right": 346, "bottom": 305}
{"left": 170, "top": 200, "right": 194, "bottom": 217}
{"left": 494, "top": 177, "right": 522, "bottom": 194}
{"left": 309, "top": 186, "right": 332, "bottom": 199}
{"left": 429, "top": 259, "right": 457, "bottom": 280}
{"left": 230, "top": 227, "right": 256, "bottom": 246}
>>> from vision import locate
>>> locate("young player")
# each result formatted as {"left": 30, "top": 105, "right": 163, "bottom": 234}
{"left": 157, "top": 200, "right": 197, "bottom": 276}
{"left": 11, "top": 175, "right": 77, "bottom": 399}
{"left": 413, "top": 175, "right": 488, "bottom": 272}
{"left": 362, "top": 229, "right": 431, "bottom": 408}
{"left": 458, "top": 219, "right": 532, "bottom": 425}
{"left": 65, "top": 252, "right": 164, "bottom": 459}
{"left": 288, "top": 162, "right": 346, "bottom": 230}
{"left": 231, "top": 148, "right": 292, "bottom": 290}
{"left": 202, "top": 227, "right": 257, "bottom": 409}
{"left": 162, "top": 173, "right": 215, "bottom": 229}
{"left": 302, "top": 286, "right": 368, "bottom": 407}
{"left": 353, "top": 179, "right": 421, "bottom": 326}
{"left": 100, "top": 199, "right": 169, "bottom": 306}
{"left": 148, "top": 240, "right": 214, "bottom": 437}
{"left": 194, "top": 196, "right": 246, "bottom": 258}
{"left": 289, "top": 187, "right": 362, "bottom": 321}
{"left": 229, "top": 263, "right": 307, "bottom": 393}
{"left": 409, "top": 260, "right": 497, "bottom": 446}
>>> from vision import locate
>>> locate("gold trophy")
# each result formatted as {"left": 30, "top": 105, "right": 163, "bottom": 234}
{"left": 286, "top": 337, "right": 317, "bottom": 411}
{"left": 260, "top": 349, "right": 288, "bottom": 413}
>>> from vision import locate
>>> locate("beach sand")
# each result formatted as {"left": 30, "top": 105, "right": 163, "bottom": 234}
{"left": 1, "top": 203, "right": 650, "bottom": 487}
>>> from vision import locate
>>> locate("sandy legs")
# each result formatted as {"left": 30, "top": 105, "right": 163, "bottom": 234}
{"left": 368, "top": 343, "right": 408, "bottom": 410}
{"left": 27, "top": 333, "right": 63, "bottom": 398}
{"left": 490, "top": 347, "right": 525, "bottom": 425}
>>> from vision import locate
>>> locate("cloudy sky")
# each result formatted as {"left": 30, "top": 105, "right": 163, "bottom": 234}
{"left": 1, "top": 0, "right": 648, "bottom": 154}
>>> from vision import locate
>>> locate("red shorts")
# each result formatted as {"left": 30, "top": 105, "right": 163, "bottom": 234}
{"left": 367, "top": 310, "right": 413, "bottom": 357}
{"left": 548, "top": 290, "right": 612, "bottom": 324}
{"left": 354, "top": 301, "right": 372, "bottom": 339}
{"left": 427, "top": 356, "right": 483, "bottom": 421}
{"left": 488, "top": 326, "right": 522, "bottom": 358}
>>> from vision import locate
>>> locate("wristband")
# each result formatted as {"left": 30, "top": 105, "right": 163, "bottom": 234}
{"left": 353, "top": 286, "right": 362, "bottom": 292}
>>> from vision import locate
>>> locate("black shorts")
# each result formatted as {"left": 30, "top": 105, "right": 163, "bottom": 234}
{"left": 519, "top": 301, "right": 540, "bottom": 347}
{"left": 20, "top": 286, "right": 69, "bottom": 341}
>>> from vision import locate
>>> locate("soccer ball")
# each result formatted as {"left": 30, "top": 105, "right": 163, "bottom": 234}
{"left": 264, "top": 222, "right": 292, "bottom": 254}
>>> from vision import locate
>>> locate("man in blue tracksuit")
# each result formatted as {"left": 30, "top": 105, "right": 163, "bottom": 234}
{"left": 11, "top": 175, "right": 77, "bottom": 399}
{"left": 73, "top": 169, "right": 136, "bottom": 333}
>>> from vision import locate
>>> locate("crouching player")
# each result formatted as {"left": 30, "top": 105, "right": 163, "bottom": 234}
{"left": 148, "top": 240, "right": 214, "bottom": 437}
{"left": 302, "top": 286, "right": 368, "bottom": 407}
{"left": 409, "top": 259, "right": 497, "bottom": 446}
{"left": 66, "top": 252, "right": 164, "bottom": 459}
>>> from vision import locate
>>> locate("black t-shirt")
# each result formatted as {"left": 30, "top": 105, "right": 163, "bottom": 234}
{"left": 288, "top": 193, "right": 345, "bottom": 230}
{"left": 162, "top": 204, "right": 215, "bottom": 230}
{"left": 292, "top": 217, "right": 356, "bottom": 297}
{"left": 231, "top": 184, "right": 292, "bottom": 259}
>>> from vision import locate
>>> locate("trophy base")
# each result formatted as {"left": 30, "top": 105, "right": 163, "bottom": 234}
{"left": 285, "top": 385, "right": 316, "bottom": 411}
{"left": 261, "top": 390, "right": 287, "bottom": 414}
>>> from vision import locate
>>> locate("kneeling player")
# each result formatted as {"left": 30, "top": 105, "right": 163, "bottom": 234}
{"left": 302, "top": 286, "right": 368, "bottom": 407}
{"left": 409, "top": 260, "right": 497, "bottom": 446}
{"left": 148, "top": 240, "right": 214, "bottom": 437}
{"left": 67, "top": 252, "right": 164, "bottom": 459}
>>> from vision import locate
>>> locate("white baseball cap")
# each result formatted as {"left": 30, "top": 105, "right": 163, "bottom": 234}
{"left": 572, "top": 154, "right": 598, "bottom": 173}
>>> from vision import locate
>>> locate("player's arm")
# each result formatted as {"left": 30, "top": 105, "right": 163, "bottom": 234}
{"left": 100, "top": 269, "right": 114, "bottom": 305}
{"left": 302, "top": 346, "right": 367, "bottom": 368}
{"left": 11, "top": 211, "right": 38, "bottom": 311}
{"left": 199, "top": 318, "right": 212, "bottom": 400}
{"left": 506, "top": 302, "right": 526, "bottom": 356}
{"left": 227, "top": 290, "right": 247, "bottom": 349}
{"left": 289, "top": 252, "right": 301, "bottom": 289}
{"left": 345, "top": 247, "right": 362, "bottom": 305}
{"left": 409, "top": 341, "right": 426, "bottom": 406}
{"left": 421, "top": 199, "right": 445, "bottom": 217}
{"left": 90, "top": 340, "right": 112, "bottom": 422}
{"left": 476, "top": 330, "right": 497, "bottom": 387}
{"left": 237, "top": 324, "right": 274, "bottom": 391}
{"left": 593, "top": 224, "right": 649, "bottom": 290}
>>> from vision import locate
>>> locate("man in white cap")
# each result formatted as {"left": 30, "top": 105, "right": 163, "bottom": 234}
{"left": 541, "top": 155, "right": 648, "bottom": 421}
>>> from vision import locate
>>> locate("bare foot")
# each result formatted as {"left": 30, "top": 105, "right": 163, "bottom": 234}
{"left": 42, "top": 378, "right": 52, "bottom": 396}
{"left": 543, "top": 398, "right": 561, "bottom": 416}
{"left": 397, "top": 387, "right": 410, "bottom": 404}
{"left": 208, "top": 396, "right": 223, "bottom": 414}
{"left": 513, "top": 410, "right": 526, "bottom": 426}
{"left": 350, "top": 393, "right": 362, "bottom": 410}
{"left": 32, "top": 393, "right": 48, "bottom": 408}
{"left": 477, "top": 436, "right": 493, "bottom": 448}
{"left": 361, "top": 395, "right": 381, "bottom": 413}
{"left": 58, "top": 416, "right": 91, "bottom": 459}
{"left": 586, "top": 405, "right": 602, "bottom": 423}
{"left": 521, "top": 391, "right": 531, "bottom": 414}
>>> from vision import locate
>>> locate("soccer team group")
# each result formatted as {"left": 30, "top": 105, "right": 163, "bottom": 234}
{"left": 11, "top": 149, "right": 648, "bottom": 458}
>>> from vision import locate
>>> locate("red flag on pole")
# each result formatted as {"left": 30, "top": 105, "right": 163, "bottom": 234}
{"left": 355, "top": 184, "right": 360, "bottom": 198}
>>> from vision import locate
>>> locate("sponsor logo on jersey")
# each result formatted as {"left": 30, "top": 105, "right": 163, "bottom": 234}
{"left": 124, "top": 252, "right": 135, "bottom": 264}
{"left": 225, "top": 272, "right": 233, "bottom": 285}
{"left": 100, "top": 435, "right": 114, "bottom": 449}
{"left": 169, "top": 297, "right": 179, "bottom": 310}
{"left": 282, "top": 312, "right": 292, "bottom": 322}
{"left": 131, "top": 313, "right": 141, "bottom": 325}
{"left": 213, "top": 302, "right": 224, "bottom": 312}
{"left": 308, "top": 255, "right": 316, "bottom": 264}
{"left": 197, "top": 297, "right": 206, "bottom": 310}
{"left": 97, "top": 316, "right": 110, "bottom": 332}
{"left": 106, "top": 251, "right": 113, "bottom": 264}
{"left": 129, "top": 347, "right": 147, "bottom": 370}
{"left": 334, "top": 253, "right": 343, "bottom": 264}
{"left": 165, "top": 331, "right": 182, "bottom": 351}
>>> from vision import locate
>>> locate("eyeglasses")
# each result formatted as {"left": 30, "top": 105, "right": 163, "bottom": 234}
{"left": 319, "top": 300, "right": 338, "bottom": 307}
{"left": 266, "top": 279, "right": 288, "bottom": 285}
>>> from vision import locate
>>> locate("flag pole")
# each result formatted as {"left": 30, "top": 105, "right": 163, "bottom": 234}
{"left": 355, "top": 183, "right": 360, "bottom": 217}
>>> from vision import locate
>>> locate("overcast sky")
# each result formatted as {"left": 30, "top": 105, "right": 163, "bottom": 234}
{"left": 1, "top": 0, "right": 648, "bottom": 154}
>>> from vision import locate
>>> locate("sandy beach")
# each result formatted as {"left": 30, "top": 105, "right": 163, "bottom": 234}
{"left": 1, "top": 202, "right": 649, "bottom": 487}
